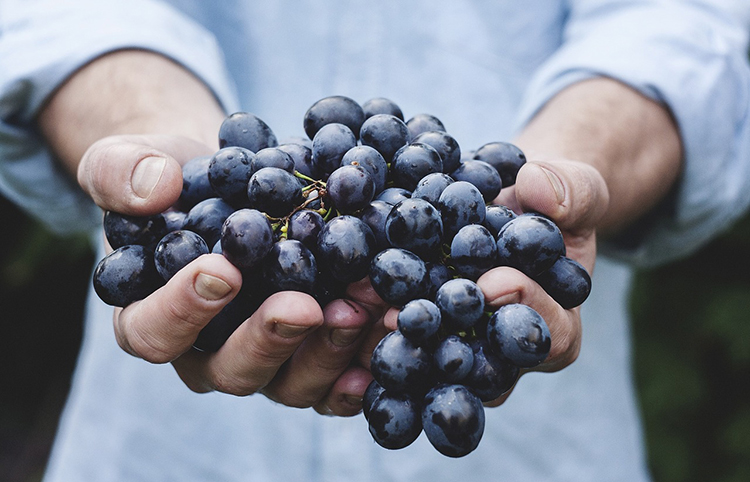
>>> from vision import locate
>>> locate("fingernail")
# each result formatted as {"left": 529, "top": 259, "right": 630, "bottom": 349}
{"left": 538, "top": 165, "right": 565, "bottom": 204}
{"left": 275, "top": 323, "right": 310, "bottom": 338}
{"left": 330, "top": 328, "right": 361, "bottom": 347}
{"left": 194, "top": 273, "right": 232, "bottom": 300}
{"left": 132, "top": 156, "right": 167, "bottom": 199}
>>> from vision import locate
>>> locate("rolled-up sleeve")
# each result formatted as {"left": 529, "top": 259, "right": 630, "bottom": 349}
{"left": 514, "top": 0, "right": 750, "bottom": 267}
{"left": 0, "top": 0, "right": 239, "bottom": 234}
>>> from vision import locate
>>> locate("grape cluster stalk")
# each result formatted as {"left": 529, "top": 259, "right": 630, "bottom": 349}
{"left": 92, "top": 95, "right": 592, "bottom": 457}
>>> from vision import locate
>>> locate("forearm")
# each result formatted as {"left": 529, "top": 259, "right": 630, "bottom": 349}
{"left": 37, "top": 49, "right": 226, "bottom": 175}
{"left": 514, "top": 77, "right": 683, "bottom": 236}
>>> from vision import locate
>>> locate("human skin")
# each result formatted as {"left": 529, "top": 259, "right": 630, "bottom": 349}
{"left": 37, "top": 49, "right": 681, "bottom": 413}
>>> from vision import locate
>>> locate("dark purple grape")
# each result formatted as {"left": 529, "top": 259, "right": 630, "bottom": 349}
{"left": 250, "top": 147, "right": 295, "bottom": 174}
{"left": 287, "top": 209, "right": 325, "bottom": 253}
{"left": 464, "top": 339, "right": 519, "bottom": 401}
{"left": 385, "top": 198, "right": 443, "bottom": 260}
{"left": 103, "top": 211, "right": 168, "bottom": 250}
{"left": 533, "top": 256, "right": 592, "bottom": 309}
{"left": 496, "top": 214, "right": 565, "bottom": 277}
{"left": 450, "top": 159, "right": 502, "bottom": 203}
{"left": 368, "top": 391, "right": 422, "bottom": 450}
{"left": 311, "top": 123, "right": 357, "bottom": 178}
{"left": 483, "top": 204, "right": 516, "bottom": 238}
{"left": 406, "top": 113, "right": 446, "bottom": 140}
{"left": 487, "top": 303, "right": 551, "bottom": 368}
{"left": 358, "top": 200, "right": 393, "bottom": 250}
{"left": 411, "top": 172, "right": 454, "bottom": 208}
{"left": 193, "top": 283, "right": 262, "bottom": 352}
{"left": 433, "top": 335, "right": 474, "bottom": 383}
{"left": 375, "top": 187, "right": 411, "bottom": 206}
{"left": 316, "top": 215, "right": 376, "bottom": 283}
{"left": 262, "top": 239, "right": 317, "bottom": 295}
{"left": 247, "top": 167, "right": 304, "bottom": 218}
{"left": 370, "top": 330, "right": 432, "bottom": 394}
{"left": 179, "top": 155, "right": 216, "bottom": 210}
{"left": 359, "top": 114, "right": 410, "bottom": 163}
{"left": 397, "top": 299, "right": 441, "bottom": 346}
{"left": 363, "top": 379, "right": 386, "bottom": 420}
{"left": 438, "top": 181, "right": 486, "bottom": 241}
{"left": 424, "top": 261, "right": 452, "bottom": 301}
{"left": 450, "top": 224, "right": 498, "bottom": 281}
{"left": 435, "top": 278, "right": 485, "bottom": 331}
{"left": 220, "top": 208, "right": 274, "bottom": 269}
{"left": 341, "top": 145, "right": 388, "bottom": 194}
{"left": 162, "top": 210, "right": 187, "bottom": 232}
{"left": 390, "top": 143, "right": 443, "bottom": 192}
{"left": 412, "top": 130, "right": 462, "bottom": 173}
{"left": 326, "top": 164, "right": 375, "bottom": 214}
{"left": 421, "top": 384, "right": 485, "bottom": 458}
{"left": 303, "top": 95, "right": 365, "bottom": 140}
{"left": 277, "top": 142, "right": 316, "bottom": 178}
{"left": 473, "top": 141, "right": 526, "bottom": 187}
{"left": 362, "top": 97, "right": 404, "bottom": 121}
{"left": 154, "top": 230, "right": 209, "bottom": 281}
{"left": 93, "top": 245, "right": 163, "bottom": 307}
{"left": 312, "top": 268, "right": 348, "bottom": 308}
{"left": 219, "top": 112, "right": 277, "bottom": 152}
{"left": 207, "top": 146, "right": 255, "bottom": 206}
{"left": 369, "top": 248, "right": 429, "bottom": 307}
{"left": 183, "top": 197, "right": 235, "bottom": 248}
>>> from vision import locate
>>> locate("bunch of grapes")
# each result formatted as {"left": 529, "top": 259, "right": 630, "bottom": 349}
{"left": 92, "top": 95, "right": 592, "bottom": 457}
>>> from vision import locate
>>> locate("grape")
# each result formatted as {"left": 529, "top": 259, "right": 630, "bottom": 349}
{"left": 368, "top": 391, "right": 423, "bottom": 450}
{"left": 496, "top": 214, "right": 565, "bottom": 277}
{"left": 154, "top": 230, "right": 209, "bottom": 281}
{"left": 183, "top": 197, "right": 235, "bottom": 248}
{"left": 390, "top": 143, "right": 443, "bottom": 191}
{"left": 405, "top": 113, "right": 445, "bottom": 140}
{"left": 357, "top": 200, "right": 392, "bottom": 250}
{"left": 369, "top": 248, "right": 429, "bottom": 306}
{"left": 359, "top": 114, "right": 410, "bottom": 163}
{"left": 162, "top": 210, "right": 187, "bottom": 233}
{"left": 362, "top": 97, "right": 404, "bottom": 121}
{"left": 316, "top": 215, "right": 376, "bottom": 283}
{"left": 207, "top": 146, "right": 254, "bottom": 207}
{"left": 277, "top": 142, "right": 316, "bottom": 178}
{"left": 450, "top": 159, "right": 502, "bottom": 203}
{"left": 411, "top": 172, "right": 454, "bottom": 208}
{"left": 287, "top": 209, "right": 325, "bottom": 253}
{"left": 385, "top": 198, "right": 443, "bottom": 260}
{"left": 487, "top": 304, "right": 551, "bottom": 368}
{"left": 483, "top": 204, "right": 516, "bottom": 238}
{"left": 93, "top": 245, "right": 163, "bottom": 307}
{"left": 340, "top": 145, "right": 388, "bottom": 194}
{"left": 450, "top": 224, "right": 498, "bottom": 281}
{"left": 437, "top": 181, "right": 486, "bottom": 241}
{"left": 311, "top": 123, "right": 357, "bottom": 177}
{"left": 435, "top": 278, "right": 485, "bottom": 331}
{"left": 375, "top": 187, "right": 411, "bottom": 206}
{"left": 220, "top": 208, "right": 274, "bottom": 269}
{"left": 103, "top": 211, "right": 168, "bottom": 251}
{"left": 262, "top": 239, "right": 317, "bottom": 295}
{"left": 325, "top": 164, "right": 375, "bottom": 214}
{"left": 433, "top": 335, "right": 474, "bottom": 383}
{"left": 464, "top": 339, "right": 519, "bottom": 401}
{"left": 247, "top": 167, "right": 304, "bottom": 218}
{"left": 422, "top": 384, "right": 485, "bottom": 458}
{"left": 473, "top": 141, "right": 526, "bottom": 187}
{"left": 397, "top": 299, "right": 442, "bottom": 346}
{"left": 179, "top": 155, "right": 215, "bottom": 210}
{"left": 250, "top": 147, "right": 296, "bottom": 174}
{"left": 193, "top": 284, "right": 262, "bottom": 352}
{"left": 303, "top": 95, "right": 365, "bottom": 140}
{"left": 411, "top": 130, "right": 462, "bottom": 174}
{"left": 219, "top": 111, "right": 277, "bottom": 152}
{"left": 363, "top": 379, "right": 386, "bottom": 421}
{"left": 424, "top": 261, "right": 452, "bottom": 301}
{"left": 533, "top": 255, "right": 592, "bottom": 309}
{"left": 370, "top": 330, "right": 432, "bottom": 395}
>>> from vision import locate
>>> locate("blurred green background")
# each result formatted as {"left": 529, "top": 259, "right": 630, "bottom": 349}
{"left": 1, "top": 193, "right": 749, "bottom": 482}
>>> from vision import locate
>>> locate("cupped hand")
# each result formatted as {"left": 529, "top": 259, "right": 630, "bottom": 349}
{"left": 80, "top": 134, "right": 387, "bottom": 416}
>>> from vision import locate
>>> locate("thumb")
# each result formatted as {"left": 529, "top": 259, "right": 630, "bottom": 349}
{"left": 78, "top": 134, "right": 214, "bottom": 216}
{"left": 514, "top": 160, "right": 609, "bottom": 236}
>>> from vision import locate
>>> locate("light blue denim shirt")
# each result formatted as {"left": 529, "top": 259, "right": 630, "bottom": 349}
{"left": 2, "top": 1, "right": 749, "bottom": 481}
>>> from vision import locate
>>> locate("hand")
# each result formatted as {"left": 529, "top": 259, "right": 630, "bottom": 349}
{"left": 79, "top": 134, "right": 388, "bottom": 416}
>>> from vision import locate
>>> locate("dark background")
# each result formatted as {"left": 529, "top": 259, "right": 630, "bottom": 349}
{"left": 1, "top": 193, "right": 749, "bottom": 482}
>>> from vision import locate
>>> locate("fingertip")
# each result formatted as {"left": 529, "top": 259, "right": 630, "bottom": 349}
{"left": 315, "top": 366, "right": 372, "bottom": 417}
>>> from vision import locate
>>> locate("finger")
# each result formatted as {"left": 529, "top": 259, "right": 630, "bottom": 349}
{"left": 478, "top": 266, "right": 581, "bottom": 373}
{"left": 78, "top": 134, "right": 214, "bottom": 216}
{"left": 260, "top": 298, "right": 372, "bottom": 408}
{"left": 313, "top": 366, "right": 374, "bottom": 417}
{"left": 115, "top": 253, "right": 242, "bottom": 363}
{"left": 172, "top": 291, "right": 324, "bottom": 396}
